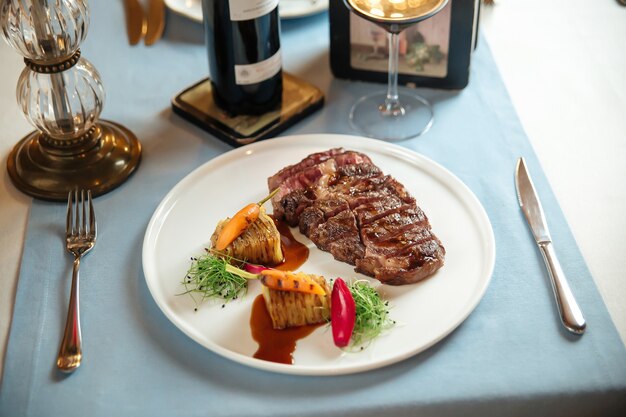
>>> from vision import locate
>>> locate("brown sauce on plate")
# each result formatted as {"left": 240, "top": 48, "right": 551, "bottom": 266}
{"left": 250, "top": 295, "right": 322, "bottom": 364}
{"left": 271, "top": 216, "right": 309, "bottom": 271}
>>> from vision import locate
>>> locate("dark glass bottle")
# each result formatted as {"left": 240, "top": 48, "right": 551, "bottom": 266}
{"left": 202, "top": 0, "right": 283, "bottom": 116}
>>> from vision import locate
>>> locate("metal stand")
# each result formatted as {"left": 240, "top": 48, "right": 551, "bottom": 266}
{"left": 7, "top": 120, "right": 141, "bottom": 201}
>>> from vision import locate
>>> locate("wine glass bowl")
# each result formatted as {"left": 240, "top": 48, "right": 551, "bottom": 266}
{"left": 346, "top": 0, "right": 447, "bottom": 30}
{"left": 343, "top": 0, "right": 449, "bottom": 141}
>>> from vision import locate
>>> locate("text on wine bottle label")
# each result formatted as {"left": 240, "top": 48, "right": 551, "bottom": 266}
{"left": 229, "top": 0, "right": 279, "bottom": 21}
{"left": 234, "top": 48, "right": 282, "bottom": 85}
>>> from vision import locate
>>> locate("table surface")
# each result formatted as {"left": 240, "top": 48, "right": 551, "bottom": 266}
{"left": 1, "top": 0, "right": 625, "bottom": 383}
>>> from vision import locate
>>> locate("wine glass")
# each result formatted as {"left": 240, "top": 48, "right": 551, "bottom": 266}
{"left": 344, "top": 0, "right": 448, "bottom": 141}
{"left": 367, "top": 27, "right": 385, "bottom": 60}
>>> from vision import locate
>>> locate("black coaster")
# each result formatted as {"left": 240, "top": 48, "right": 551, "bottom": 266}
{"left": 172, "top": 72, "right": 324, "bottom": 147}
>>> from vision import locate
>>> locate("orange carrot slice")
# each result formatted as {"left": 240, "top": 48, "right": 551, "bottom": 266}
{"left": 259, "top": 269, "right": 326, "bottom": 296}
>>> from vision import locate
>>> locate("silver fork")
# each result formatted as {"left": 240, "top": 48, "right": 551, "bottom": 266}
{"left": 57, "top": 189, "right": 96, "bottom": 372}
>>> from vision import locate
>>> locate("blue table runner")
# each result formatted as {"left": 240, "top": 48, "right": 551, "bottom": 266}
{"left": 2, "top": 3, "right": 625, "bottom": 416}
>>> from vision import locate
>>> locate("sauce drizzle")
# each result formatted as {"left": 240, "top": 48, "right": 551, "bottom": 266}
{"left": 271, "top": 217, "right": 309, "bottom": 271}
{"left": 250, "top": 295, "right": 322, "bottom": 364}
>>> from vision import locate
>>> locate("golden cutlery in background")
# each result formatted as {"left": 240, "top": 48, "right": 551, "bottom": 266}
{"left": 124, "top": 0, "right": 145, "bottom": 45}
{"left": 124, "top": 0, "right": 165, "bottom": 46}
{"left": 145, "top": 0, "right": 165, "bottom": 45}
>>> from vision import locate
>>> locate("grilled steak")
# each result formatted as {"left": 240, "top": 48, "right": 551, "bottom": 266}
{"left": 268, "top": 149, "right": 445, "bottom": 285}
{"left": 268, "top": 149, "right": 374, "bottom": 221}
{"left": 268, "top": 148, "right": 346, "bottom": 191}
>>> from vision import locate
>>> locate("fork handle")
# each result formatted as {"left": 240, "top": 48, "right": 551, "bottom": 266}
{"left": 57, "top": 257, "right": 83, "bottom": 372}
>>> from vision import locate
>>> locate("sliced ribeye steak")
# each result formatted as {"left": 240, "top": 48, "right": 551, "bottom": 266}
{"left": 268, "top": 148, "right": 445, "bottom": 285}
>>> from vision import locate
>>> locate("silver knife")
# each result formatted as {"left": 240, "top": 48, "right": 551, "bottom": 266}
{"left": 515, "top": 157, "right": 586, "bottom": 335}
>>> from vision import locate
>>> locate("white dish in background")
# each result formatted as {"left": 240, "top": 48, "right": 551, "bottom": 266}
{"left": 279, "top": 0, "right": 328, "bottom": 19}
{"left": 164, "top": 0, "right": 329, "bottom": 23}
{"left": 142, "top": 134, "right": 496, "bottom": 376}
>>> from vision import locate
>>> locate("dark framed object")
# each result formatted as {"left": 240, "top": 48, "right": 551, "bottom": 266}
{"left": 330, "top": 0, "right": 480, "bottom": 90}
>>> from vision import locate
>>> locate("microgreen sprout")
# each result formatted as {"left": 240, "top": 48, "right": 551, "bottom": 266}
{"left": 179, "top": 250, "right": 250, "bottom": 307}
{"left": 348, "top": 280, "right": 394, "bottom": 347}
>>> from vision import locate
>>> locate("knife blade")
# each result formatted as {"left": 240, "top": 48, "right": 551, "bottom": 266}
{"left": 145, "top": 0, "right": 166, "bottom": 46}
{"left": 515, "top": 157, "right": 586, "bottom": 334}
{"left": 124, "top": 0, "right": 146, "bottom": 46}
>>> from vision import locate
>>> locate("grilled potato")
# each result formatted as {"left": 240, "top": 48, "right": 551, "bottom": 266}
{"left": 211, "top": 209, "right": 283, "bottom": 266}
{"left": 262, "top": 275, "right": 331, "bottom": 329}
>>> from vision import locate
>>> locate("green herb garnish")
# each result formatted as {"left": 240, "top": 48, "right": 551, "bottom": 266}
{"left": 180, "top": 251, "right": 256, "bottom": 307}
{"left": 349, "top": 280, "right": 394, "bottom": 347}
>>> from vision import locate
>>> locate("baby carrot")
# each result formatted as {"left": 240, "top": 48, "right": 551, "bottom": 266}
{"left": 259, "top": 269, "right": 326, "bottom": 296}
{"left": 215, "top": 189, "right": 278, "bottom": 251}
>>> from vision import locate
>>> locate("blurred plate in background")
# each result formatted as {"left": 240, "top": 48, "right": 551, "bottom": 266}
{"left": 165, "top": 0, "right": 329, "bottom": 23}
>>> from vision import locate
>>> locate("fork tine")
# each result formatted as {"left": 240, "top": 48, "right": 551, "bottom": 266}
{"left": 66, "top": 190, "right": 73, "bottom": 237}
{"left": 88, "top": 190, "right": 96, "bottom": 238}
{"left": 81, "top": 189, "right": 86, "bottom": 236}
{"left": 74, "top": 189, "right": 80, "bottom": 236}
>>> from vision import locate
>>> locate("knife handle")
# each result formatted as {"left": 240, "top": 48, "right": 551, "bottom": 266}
{"left": 538, "top": 241, "right": 586, "bottom": 334}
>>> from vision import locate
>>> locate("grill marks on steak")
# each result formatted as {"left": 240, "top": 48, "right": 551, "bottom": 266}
{"left": 353, "top": 202, "right": 444, "bottom": 285}
{"left": 353, "top": 195, "right": 413, "bottom": 226}
{"left": 269, "top": 149, "right": 445, "bottom": 285}
{"left": 279, "top": 189, "right": 315, "bottom": 227}
{"left": 309, "top": 209, "right": 365, "bottom": 265}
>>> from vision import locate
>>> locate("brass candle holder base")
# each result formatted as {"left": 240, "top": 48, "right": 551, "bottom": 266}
{"left": 7, "top": 120, "right": 141, "bottom": 201}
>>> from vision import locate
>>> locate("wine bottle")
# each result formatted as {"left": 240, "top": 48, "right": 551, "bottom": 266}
{"left": 202, "top": 0, "right": 283, "bottom": 116}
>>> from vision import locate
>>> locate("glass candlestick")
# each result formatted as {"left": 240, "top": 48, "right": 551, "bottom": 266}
{"left": 1, "top": 0, "right": 141, "bottom": 200}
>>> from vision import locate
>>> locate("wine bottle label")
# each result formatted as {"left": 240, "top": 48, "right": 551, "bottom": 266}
{"left": 234, "top": 49, "right": 282, "bottom": 85}
{"left": 229, "top": 0, "right": 278, "bottom": 21}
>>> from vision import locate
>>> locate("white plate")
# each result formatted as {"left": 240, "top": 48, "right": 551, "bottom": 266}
{"left": 142, "top": 134, "right": 496, "bottom": 376}
{"left": 164, "top": 0, "right": 329, "bottom": 23}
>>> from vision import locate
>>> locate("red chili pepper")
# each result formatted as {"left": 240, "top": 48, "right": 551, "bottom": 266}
{"left": 243, "top": 263, "right": 271, "bottom": 275}
{"left": 331, "top": 278, "right": 356, "bottom": 348}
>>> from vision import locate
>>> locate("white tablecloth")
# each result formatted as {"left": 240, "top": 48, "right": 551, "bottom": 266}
{"left": 1, "top": 0, "right": 625, "bottom": 379}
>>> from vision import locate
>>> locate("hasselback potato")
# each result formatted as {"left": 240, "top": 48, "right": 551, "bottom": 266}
{"left": 262, "top": 274, "right": 331, "bottom": 329}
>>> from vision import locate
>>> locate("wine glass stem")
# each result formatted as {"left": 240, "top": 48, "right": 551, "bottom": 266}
{"left": 381, "top": 32, "right": 405, "bottom": 117}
